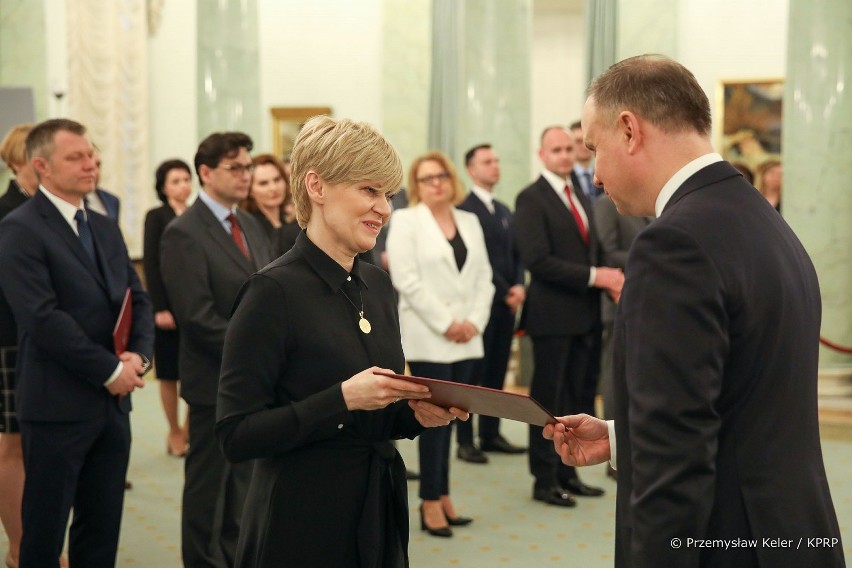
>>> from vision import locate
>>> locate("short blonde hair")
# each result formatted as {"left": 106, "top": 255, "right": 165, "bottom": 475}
{"left": 290, "top": 116, "right": 403, "bottom": 227}
{"left": 0, "top": 124, "right": 34, "bottom": 170}
{"left": 406, "top": 151, "right": 465, "bottom": 206}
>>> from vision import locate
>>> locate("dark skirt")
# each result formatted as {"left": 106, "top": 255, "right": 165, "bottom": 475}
{"left": 0, "top": 346, "right": 19, "bottom": 433}
{"left": 154, "top": 328, "right": 180, "bottom": 381}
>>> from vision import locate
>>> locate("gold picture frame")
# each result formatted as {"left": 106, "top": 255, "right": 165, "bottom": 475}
{"left": 270, "top": 106, "right": 332, "bottom": 159}
{"left": 715, "top": 77, "right": 784, "bottom": 182}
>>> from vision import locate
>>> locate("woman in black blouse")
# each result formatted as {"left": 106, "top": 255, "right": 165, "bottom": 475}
{"left": 241, "top": 153, "right": 300, "bottom": 256}
{"left": 217, "top": 116, "right": 468, "bottom": 568}
{"left": 143, "top": 159, "right": 192, "bottom": 457}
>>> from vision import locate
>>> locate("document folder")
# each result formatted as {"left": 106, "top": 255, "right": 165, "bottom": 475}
{"left": 113, "top": 288, "right": 132, "bottom": 355}
{"left": 376, "top": 371, "right": 557, "bottom": 427}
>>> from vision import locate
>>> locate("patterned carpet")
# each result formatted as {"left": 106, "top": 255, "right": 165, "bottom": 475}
{"left": 1, "top": 379, "right": 851, "bottom": 566}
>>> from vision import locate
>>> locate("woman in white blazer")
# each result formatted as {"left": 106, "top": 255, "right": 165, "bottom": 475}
{"left": 386, "top": 151, "right": 495, "bottom": 538}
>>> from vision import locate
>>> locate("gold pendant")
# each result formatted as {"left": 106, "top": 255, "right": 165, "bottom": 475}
{"left": 359, "top": 317, "right": 372, "bottom": 334}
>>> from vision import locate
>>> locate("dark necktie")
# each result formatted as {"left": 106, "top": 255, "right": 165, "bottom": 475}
{"left": 226, "top": 213, "right": 250, "bottom": 259}
{"left": 564, "top": 185, "right": 589, "bottom": 246}
{"left": 74, "top": 209, "right": 96, "bottom": 263}
{"left": 582, "top": 171, "right": 595, "bottom": 201}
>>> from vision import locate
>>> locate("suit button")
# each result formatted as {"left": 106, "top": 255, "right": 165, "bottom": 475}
{"left": 337, "top": 423, "right": 344, "bottom": 429}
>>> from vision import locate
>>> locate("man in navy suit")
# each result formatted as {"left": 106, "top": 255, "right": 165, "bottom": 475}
{"left": 85, "top": 150, "right": 121, "bottom": 221}
{"left": 0, "top": 119, "right": 154, "bottom": 568}
{"left": 570, "top": 120, "right": 602, "bottom": 204}
{"left": 546, "top": 55, "right": 844, "bottom": 567}
{"left": 455, "top": 144, "right": 526, "bottom": 464}
{"left": 514, "top": 126, "right": 624, "bottom": 507}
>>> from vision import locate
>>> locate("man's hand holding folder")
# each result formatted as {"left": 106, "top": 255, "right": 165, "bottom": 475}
{"left": 107, "top": 288, "right": 147, "bottom": 396}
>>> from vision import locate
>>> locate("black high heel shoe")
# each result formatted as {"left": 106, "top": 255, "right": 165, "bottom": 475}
{"left": 445, "top": 514, "right": 473, "bottom": 527}
{"left": 420, "top": 504, "right": 453, "bottom": 537}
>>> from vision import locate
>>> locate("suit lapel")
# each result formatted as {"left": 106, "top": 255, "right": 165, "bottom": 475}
{"left": 195, "top": 201, "right": 255, "bottom": 274}
{"left": 535, "top": 176, "right": 588, "bottom": 247}
{"left": 662, "top": 161, "right": 741, "bottom": 216}
{"left": 35, "top": 192, "right": 108, "bottom": 291}
{"left": 415, "top": 203, "right": 456, "bottom": 271}
{"left": 235, "top": 210, "right": 266, "bottom": 271}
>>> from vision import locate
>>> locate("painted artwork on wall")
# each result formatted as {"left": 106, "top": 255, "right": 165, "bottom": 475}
{"left": 270, "top": 107, "right": 332, "bottom": 160}
{"left": 715, "top": 78, "right": 784, "bottom": 187}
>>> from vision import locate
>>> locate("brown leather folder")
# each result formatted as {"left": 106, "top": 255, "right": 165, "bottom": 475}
{"left": 113, "top": 288, "right": 132, "bottom": 355}
{"left": 376, "top": 371, "right": 557, "bottom": 427}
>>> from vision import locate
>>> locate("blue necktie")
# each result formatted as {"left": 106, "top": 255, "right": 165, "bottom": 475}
{"left": 582, "top": 171, "right": 595, "bottom": 201}
{"left": 74, "top": 209, "right": 96, "bottom": 263}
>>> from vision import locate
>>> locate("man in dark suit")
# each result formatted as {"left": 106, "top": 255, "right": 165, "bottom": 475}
{"left": 161, "top": 132, "right": 273, "bottom": 568}
{"left": 85, "top": 150, "right": 121, "bottom": 221}
{"left": 570, "top": 120, "right": 602, "bottom": 203}
{"left": 455, "top": 144, "right": 526, "bottom": 464}
{"left": 592, "top": 195, "right": 651, "bottom": 480}
{"left": 514, "top": 126, "right": 624, "bottom": 507}
{"left": 0, "top": 118, "right": 154, "bottom": 568}
{"left": 546, "top": 55, "right": 844, "bottom": 567}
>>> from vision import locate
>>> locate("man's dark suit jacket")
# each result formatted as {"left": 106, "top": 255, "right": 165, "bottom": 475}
{"left": 612, "top": 161, "right": 843, "bottom": 567}
{"left": 160, "top": 198, "right": 273, "bottom": 406}
{"left": 458, "top": 191, "right": 524, "bottom": 303}
{"left": 0, "top": 189, "right": 154, "bottom": 420}
{"left": 514, "top": 173, "right": 600, "bottom": 336}
{"left": 93, "top": 187, "right": 120, "bottom": 221}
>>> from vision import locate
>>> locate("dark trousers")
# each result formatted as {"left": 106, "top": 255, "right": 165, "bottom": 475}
{"left": 457, "top": 304, "right": 515, "bottom": 445}
{"left": 527, "top": 332, "right": 600, "bottom": 489}
{"left": 19, "top": 402, "right": 131, "bottom": 568}
{"left": 183, "top": 404, "right": 251, "bottom": 568}
{"left": 409, "top": 360, "right": 475, "bottom": 500}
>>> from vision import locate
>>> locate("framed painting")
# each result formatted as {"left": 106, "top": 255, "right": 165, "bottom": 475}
{"left": 270, "top": 106, "right": 332, "bottom": 159}
{"left": 715, "top": 78, "right": 784, "bottom": 183}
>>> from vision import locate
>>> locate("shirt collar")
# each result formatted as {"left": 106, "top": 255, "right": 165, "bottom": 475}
{"left": 294, "top": 230, "right": 368, "bottom": 292}
{"left": 654, "top": 153, "right": 723, "bottom": 217}
{"left": 198, "top": 188, "right": 237, "bottom": 222}
{"left": 573, "top": 163, "right": 593, "bottom": 177}
{"left": 470, "top": 185, "right": 494, "bottom": 207}
{"left": 39, "top": 185, "right": 86, "bottom": 231}
{"left": 541, "top": 168, "right": 573, "bottom": 193}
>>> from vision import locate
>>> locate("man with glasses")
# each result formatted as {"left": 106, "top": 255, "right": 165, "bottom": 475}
{"left": 161, "top": 132, "right": 273, "bottom": 568}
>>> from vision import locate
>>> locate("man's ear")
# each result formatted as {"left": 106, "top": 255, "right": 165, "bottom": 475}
{"left": 305, "top": 171, "right": 325, "bottom": 205}
{"left": 618, "top": 111, "right": 642, "bottom": 155}
{"left": 31, "top": 156, "right": 48, "bottom": 179}
{"left": 198, "top": 164, "right": 212, "bottom": 187}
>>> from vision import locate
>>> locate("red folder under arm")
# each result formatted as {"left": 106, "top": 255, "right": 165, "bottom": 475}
{"left": 113, "top": 288, "right": 132, "bottom": 355}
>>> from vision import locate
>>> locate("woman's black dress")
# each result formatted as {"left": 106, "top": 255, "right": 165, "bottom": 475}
{"left": 217, "top": 231, "right": 423, "bottom": 567}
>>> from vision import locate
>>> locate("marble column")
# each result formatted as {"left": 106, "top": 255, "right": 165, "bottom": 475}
{"left": 0, "top": 1, "right": 48, "bottom": 121}
{"left": 197, "top": 0, "right": 261, "bottom": 143}
{"left": 382, "top": 0, "right": 432, "bottom": 174}
{"left": 784, "top": 0, "right": 852, "bottom": 370}
{"left": 428, "top": 0, "right": 532, "bottom": 204}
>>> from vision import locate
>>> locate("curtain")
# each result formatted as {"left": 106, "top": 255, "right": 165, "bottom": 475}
{"left": 67, "top": 0, "right": 151, "bottom": 256}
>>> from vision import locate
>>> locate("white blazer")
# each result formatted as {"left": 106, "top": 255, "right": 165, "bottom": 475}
{"left": 386, "top": 203, "right": 495, "bottom": 363}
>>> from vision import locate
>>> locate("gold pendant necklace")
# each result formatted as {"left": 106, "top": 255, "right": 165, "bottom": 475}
{"left": 341, "top": 279, "right": 371, "bottom": 334}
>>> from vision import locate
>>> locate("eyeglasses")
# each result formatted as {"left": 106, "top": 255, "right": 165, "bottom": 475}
{"left": 417, "top": 172, "right": 451, "bottom": 185}
{"left": 218, "top": 163, "right": 255, "bottom": 176}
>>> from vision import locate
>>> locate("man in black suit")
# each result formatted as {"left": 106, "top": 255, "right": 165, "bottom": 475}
{"left": 514, "top": 126, "right": 624, "bottom": 507}
{"left": 455, "top": 144, "right": 526, "bottom": 464}
{"left": 546, "top": 55, "right": 844, "bottom": 567}
{"left": 161, "top": 132, "right": 273, "bottom": 568}
{"left": 0, "top": 118, "right": 154, "bottom": 568}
